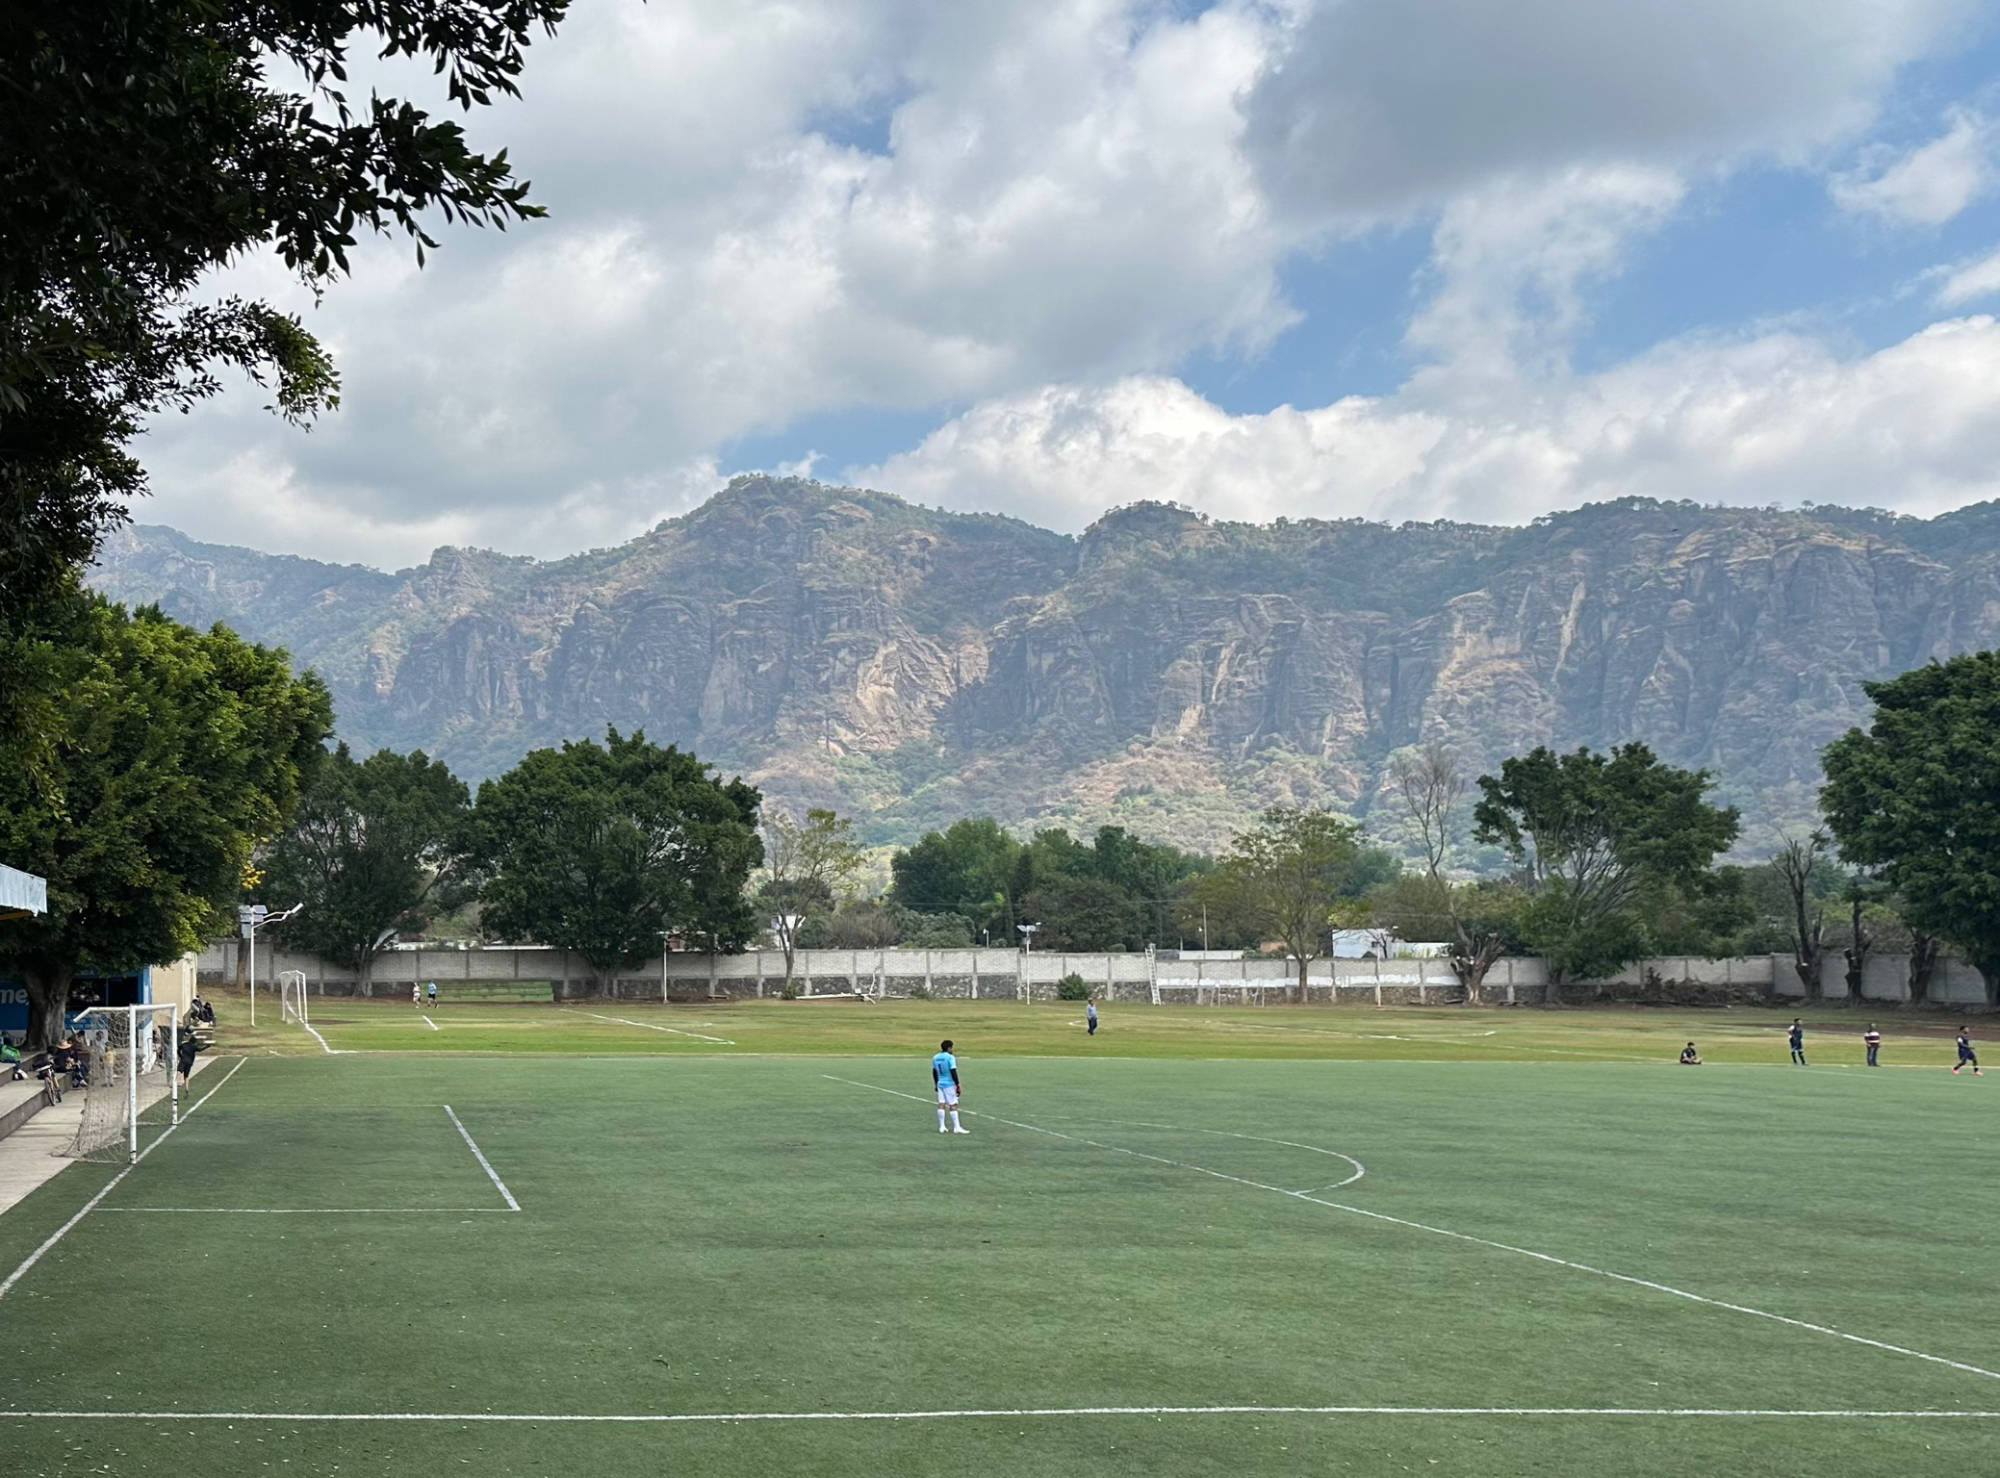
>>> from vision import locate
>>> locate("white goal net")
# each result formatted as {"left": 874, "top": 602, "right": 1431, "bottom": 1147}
{"left": 279, "top": 969, "right": 310, "bottom": 1026}
{"left": 65, "top": 1004, "right": 180, "bottom": 1163}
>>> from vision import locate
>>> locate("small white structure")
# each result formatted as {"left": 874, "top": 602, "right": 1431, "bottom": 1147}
{"left": 0, "top": 864, "right": 46, "bottom": 919}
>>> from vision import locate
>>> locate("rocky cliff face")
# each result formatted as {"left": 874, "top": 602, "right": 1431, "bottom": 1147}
{"left": 91, "top": 477, "right": 2000, "bottom": 852}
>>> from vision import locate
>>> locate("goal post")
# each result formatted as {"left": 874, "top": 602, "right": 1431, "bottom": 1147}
{"left": 65, "top": 1003, "right": 180, "bottom": 1164}
{"left": 278, "top": 969, "right": 309, "bottom": 1027}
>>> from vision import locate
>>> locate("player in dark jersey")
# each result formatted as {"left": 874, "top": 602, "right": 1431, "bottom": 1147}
{"left": 1954, "top": 1028, "right": 1982, "bottom": 1077}
{"left": 1788, "top": 1018, "right": 1806, "bottom": 1066}
{"left": 1679, "top": 1042, "right": 1701, "bottom": 1065}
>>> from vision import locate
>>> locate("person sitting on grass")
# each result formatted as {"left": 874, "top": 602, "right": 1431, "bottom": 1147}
{"left": 1679, "top": 1042, "right": 1701, "bottom": 1065}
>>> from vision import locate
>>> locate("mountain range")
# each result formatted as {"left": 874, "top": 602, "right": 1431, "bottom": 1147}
{"left": 87, "top": 475, "right": 2000, "bottom": 856}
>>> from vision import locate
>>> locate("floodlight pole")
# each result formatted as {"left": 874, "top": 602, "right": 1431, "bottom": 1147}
{"left": 1016, "top": 922, "right": 1038, "bottom": 1005}
{"left": 243, "top": 902, "right": 303, "bottom": 1025}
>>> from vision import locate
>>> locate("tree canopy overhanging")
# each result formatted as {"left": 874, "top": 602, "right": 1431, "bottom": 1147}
{"left": 0, "top": 594, "right": 332, "bottom": 1044}
{"left": 0, "top": 0, "right": 569, "bottom": 611}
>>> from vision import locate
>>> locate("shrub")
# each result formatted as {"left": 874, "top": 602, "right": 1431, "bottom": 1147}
{"left": 1056, "top": 973, "right": 1092, "bottom": 1001}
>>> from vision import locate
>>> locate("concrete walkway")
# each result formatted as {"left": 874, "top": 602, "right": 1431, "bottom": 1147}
{"left": 0, "top": 1057, "right": 220, "bottom": 1219}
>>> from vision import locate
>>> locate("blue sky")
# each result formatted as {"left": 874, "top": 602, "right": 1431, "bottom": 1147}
{"left": 141, "top": 0, "right": 2000, "bottom": 565}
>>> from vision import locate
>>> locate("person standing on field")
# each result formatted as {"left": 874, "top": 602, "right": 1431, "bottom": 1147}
{"left": 932, "top": 1039, "right": 968, "bottom": 1135}
{"left": 426, "top": 981, "right": 438, "bottom": 1009}
{"left": 1864, "top": 1024, "right": 1881, "bottom": 1067}
{"left": 1086, "top": 1000, "right": 1098, "bottom": 1036}
{"left": 1955, "top": 1028, "right": 1983, "bottom": 1076}
{"left": 1788, "top": 1018, "right": 1806, "bottom": 1066}
{"left": 412, "top": 983, "right": 421, "bottom": 1008}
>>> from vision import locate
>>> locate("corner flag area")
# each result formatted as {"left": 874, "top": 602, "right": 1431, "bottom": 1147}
{"left": 0, "top": 1000, "right": 1994, "bottom": 1477}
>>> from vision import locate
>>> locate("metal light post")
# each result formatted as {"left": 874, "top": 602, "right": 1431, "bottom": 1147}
{"left": 240, "top": 902, "right": 303, "bottom": 1025}
{"left": 1016, "top": 922, "right": 1038, "bottom": 1006}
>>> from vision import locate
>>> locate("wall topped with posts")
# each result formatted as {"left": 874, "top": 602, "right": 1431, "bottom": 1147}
{"left": 193, "top": 940, "right": 1996, "bottom": 1007}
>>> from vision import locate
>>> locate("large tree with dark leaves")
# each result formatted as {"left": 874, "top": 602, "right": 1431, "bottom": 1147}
{"left": 1474, "top": 743, "right": 1739, "bottom": 984}
{"left": 472, "top": 731, "right": 762, "bottom": 982}
{"left": 0, "top": 0, "right": 567, "bottom": 610}
{"left": 1822, "top": 652, "right": 2000, "bottom": 1003}
{"left": 0, "top": 596, "right": 332, "bottom": 1045}
{"left": 260, "top": 743, "right": 473, "bottom": 987}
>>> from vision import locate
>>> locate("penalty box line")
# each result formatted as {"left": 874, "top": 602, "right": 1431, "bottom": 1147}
{"left": 0, "top": 1058, "right": 249, "bottom": 1302}
{"left": 823, "top": 1075, "right": 2000, "bottom": 1389}
{"left": 3, "top": 1405, "right": 2000, "bottom": 1425}
{"left": 571, "top": 1009, "right": 735, "bottom": 1045}
{"left": 443, "top": 1105, "right": 521, "bottom": 1211}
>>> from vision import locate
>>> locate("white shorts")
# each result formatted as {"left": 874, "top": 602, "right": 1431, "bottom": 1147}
{"left": 936, "top": 1083, "right": 959, "bottom": 1107}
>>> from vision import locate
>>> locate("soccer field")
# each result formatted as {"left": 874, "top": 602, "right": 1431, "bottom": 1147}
{"left": 1, "top": 1004, "right": 1997, "bottom": 1476}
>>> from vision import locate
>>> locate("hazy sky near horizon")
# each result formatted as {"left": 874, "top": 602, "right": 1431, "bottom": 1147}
{"left": 143, "top": 0, "right": 2000, "bottom": 570}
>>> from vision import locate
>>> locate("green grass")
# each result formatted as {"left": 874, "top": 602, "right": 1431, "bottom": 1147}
{"left": 234, "top": 989, "right": 1971, "bottom": 1063}
{"left": 1, "top": 1000, "right": 1997, "bottom": 1475}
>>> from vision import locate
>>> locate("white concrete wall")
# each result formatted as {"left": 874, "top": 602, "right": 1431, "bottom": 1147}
{"left": 195, "top": 939, "right": 1993, "bottom": 1006}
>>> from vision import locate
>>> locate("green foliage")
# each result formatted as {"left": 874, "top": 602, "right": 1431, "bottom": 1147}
{"left": 1194, "top": 807, "right": 1367, "bottom": 996}
{"left": 472, "top": 730, "right": 761, "bottom": 975}
{"left": 889, "top": 818, "right": 1020, "bottom": 938}
{"left": 1021, "top": 875, "right": 1144, "bottom": 951}
{"left": 260, "top": 744, "right": 473, "bottom": 978}
{"left": 1475, "top": 744, "right": 1740, "bottom": 981}
{"left": 1056, "top": 972, "right": 1092, "bottom": 1001}
{"left": 893, "top": 908, "right": 975, "bottom": 949}
{"left": 0, "top": 0, "right": 568, "bottom": 608}
{"left": 0, "top": 595, "right": 333, "bottom": 1043}
{"left": 1822, "top": 652, "right": 2000, "bottom": 999}
{"left": 757, "top": 807, "right": 864, "bottom": 981}
{"left": 890, "top": 817, "right": 1209, "bottom": 949}
{"left": 1367, "top": 874, "right": 1527, "bottom": 955}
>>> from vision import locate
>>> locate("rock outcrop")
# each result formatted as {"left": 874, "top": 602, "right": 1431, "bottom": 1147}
{"left": 91, "top": 477, "right": 2000, "bottom": 851}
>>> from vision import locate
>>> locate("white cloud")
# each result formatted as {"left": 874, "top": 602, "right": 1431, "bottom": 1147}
{"left": 854, "top": 317, "right": 2000, "bottom": 531}
{"left": 136, "top": 0, "right": 1998, "bottom": 565}
{"left": 1246, "top": 0, "right": 1975, "bottom": 220}
{"left": 1833, "top": 108, "right": 1997, "bottom": 225}
{"left": 1405, "top": 166, "right": 1686, "bottom": 388}
{"left": 1936, "top": 247, "right": 2000, "bottom": 306}
{"left": 145, "top": 0, "right": 1296, "bottom": 558}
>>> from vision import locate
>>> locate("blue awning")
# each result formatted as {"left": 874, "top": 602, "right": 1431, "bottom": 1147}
{"left": 0, "top": 864, "right": 47, "bottom": 918}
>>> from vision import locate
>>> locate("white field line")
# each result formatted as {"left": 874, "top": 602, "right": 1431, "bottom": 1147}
{"left": 299, "top": 1018, "right": 344, "bottom": 1054}
{"left": 0, "top": 1058, "right": 248, "bottom": 1301}
{"left": 573, "top": 1010, "right": 734, "bottom": 1045}
{"left": 1037, "top": 1114, "right": 1364, "bottom": 1192}
{"left": 421, "top": 1014, "right": 440, "bottom": 1032}
{"left": 96, "top": 1207, "right": 514, "bottom": 1215}
{"left": 442, "top": 1105, "right": 520, "bottom": 1211}
{"left": 0, "top": 1406, "right": 1997, "bottom": 1425}
{"left": 823, "top": 1075, "right": 2000, "bottom": 1387}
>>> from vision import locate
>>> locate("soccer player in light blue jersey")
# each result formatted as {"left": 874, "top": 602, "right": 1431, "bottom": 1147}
{"left": 932, "top": 1039, "right": 968, "bottom": 1135}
